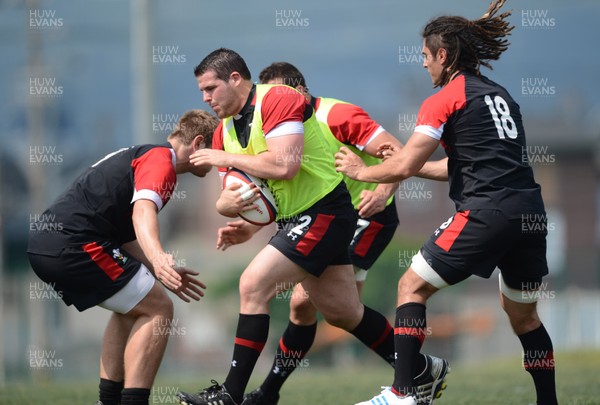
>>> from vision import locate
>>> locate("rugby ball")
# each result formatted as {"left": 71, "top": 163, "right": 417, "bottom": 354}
{"left": 223, "top": 168, "right": 278, "bottom": 226}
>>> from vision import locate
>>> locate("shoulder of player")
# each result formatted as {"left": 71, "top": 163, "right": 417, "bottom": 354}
{"left": 421, "top": 74, "right": 467, "bottom": 113}
{"left": 135, "top": 144, "right": 173, "bottom": 158}
{"left": 319, "top": 97, "right": 375, "bottom": 122}
{"left": 262, "top": 84, "right": 304, "bottom": 103}
{"left": 474, "top": 74, "right": 515, "bottom": 102}
{"left": 131, "top": 144, "right": 175, "bottom": 169}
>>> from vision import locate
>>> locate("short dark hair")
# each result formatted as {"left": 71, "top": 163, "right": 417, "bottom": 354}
{"left": 193, "top": 48, "right": 252, "bottom": 81}
{"left": 167, "top": 110, "right": 219, "bottom": 147}
{"left": 258, "top": 62, "right": 307, "bottom": 88}
{"left": 422, "top": 0, "right": 513, "bottom": 87}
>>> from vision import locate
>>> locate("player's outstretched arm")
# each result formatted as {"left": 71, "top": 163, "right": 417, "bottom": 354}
{"left": 378, "top": 142, "right": 448, "bottom": 181}
{"left": 336, "top": 132, "right": 439, "bottom": 183}
{"left": 132, "top": 199, "right": 182, "bottom": 290}
{"left": 418, "top": 158, "right": 448, "bottom": 181}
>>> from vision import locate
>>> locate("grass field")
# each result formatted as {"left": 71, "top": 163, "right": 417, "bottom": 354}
{"left": 1, "top": 351, "right": 598, "bottom": 404}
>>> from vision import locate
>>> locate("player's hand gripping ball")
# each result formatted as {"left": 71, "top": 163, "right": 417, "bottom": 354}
{"left": 223, "top": 168, "right": 278, "bottom": 226}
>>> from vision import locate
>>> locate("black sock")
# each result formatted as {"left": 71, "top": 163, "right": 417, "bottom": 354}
{"left": 260, "top": 321, "right": 317, "bottom": 397}
{"left": 120, "top": 388, "right": 150, "bottom": 405}
{"left": 224, "top": 314, "right": 270, "bottom": 404}
{"left": 349, "top": 306, "right": 396, "bottom": 367}
{"left": 518, "top": 324, "right": 558, "bottom": 405}
{"left": 392, "top": 303, "right": 427, "bottom": 396}
{"left": 99, "top": 378, "right": 123, "bottom": 405}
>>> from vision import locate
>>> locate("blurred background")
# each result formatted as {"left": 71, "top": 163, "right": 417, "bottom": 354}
{"left": 1, "top": 0, "right": 598, "bottom": 391}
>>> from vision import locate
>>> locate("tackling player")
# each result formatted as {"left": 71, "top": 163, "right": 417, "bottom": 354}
{"left": 27, "top": 110, "right": 218, "bottom": 405}
{"left": 336, "top": 1, "right": 558, "bottom": 404}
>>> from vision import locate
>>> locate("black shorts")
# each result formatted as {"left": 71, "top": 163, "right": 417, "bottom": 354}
{"left": 350, "top": 200, "right": 399, "bottom": 270}
{"left": 419, "top": 209, "right": 549, "bottom": 289}
{"left": 27, "top": 239, "right": 142, "bottom": 311}
{"left": 269, "top": 183, "right": 357, "bottom": 277}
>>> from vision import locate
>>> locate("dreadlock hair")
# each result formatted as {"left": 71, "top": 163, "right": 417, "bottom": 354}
{"left": 422, "top": 0, "right": 514, "bottom": 87}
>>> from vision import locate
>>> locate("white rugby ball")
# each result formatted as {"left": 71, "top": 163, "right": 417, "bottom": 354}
{"left": 223, "top": 168, "right": 278, "bottom": 226}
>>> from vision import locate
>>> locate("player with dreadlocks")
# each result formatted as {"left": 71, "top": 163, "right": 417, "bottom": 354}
{"left": 336, "top": 1, "right": 558, "bottom": 404}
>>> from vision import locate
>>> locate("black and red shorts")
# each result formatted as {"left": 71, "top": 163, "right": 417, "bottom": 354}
{"left": 420, "top": 209, "right": 549, "bottom": 289}
{"left": 350, "top": 200, "right": 399, "bottom": 270}
{"left": 28, "top": 240, "right": 142, "bottom": 312}
{"left": 269, "top": 183, "right": 357, "bottom": 277}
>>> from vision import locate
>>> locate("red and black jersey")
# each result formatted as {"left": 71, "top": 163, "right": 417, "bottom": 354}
{"left": 416, "top": 73, "right": 544, "bottom": 218}
{"left": 28, "top": 143, "right": 177, "bottom": 255}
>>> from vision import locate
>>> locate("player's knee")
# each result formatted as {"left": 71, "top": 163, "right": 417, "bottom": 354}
{"left": 160, "top": 294, "right": 174, "bottom": 319}
{"left": 321, "top": 306, "right": 360, "bottom": 330}
{"left": 504, "top": 307, "right": 540, "bottom": 334}
{"left": 289, "top": 296, "right": 317, "bottom": 325}
{"left": 149, "top": 285, "right": 174, "bottom": 319}
{"left": 131, "top": 283, "right": 173, "bottom": 319}
{"left": 322, "top": 312, "right": 347, "bottom": 329}
{"left": 239, "top": 273, "right": 269, "bottom": 306}
{"left": 397, "top": 275, "right": 418, "bottom": 298}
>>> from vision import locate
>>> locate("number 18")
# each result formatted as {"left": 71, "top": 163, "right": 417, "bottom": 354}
{"left": 484, "top": 95, "right": 518, "bottom": 139}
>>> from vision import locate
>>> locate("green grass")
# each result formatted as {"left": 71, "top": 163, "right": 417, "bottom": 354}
{"left": 1, "top": 351, "right": 598, "bottom": 404}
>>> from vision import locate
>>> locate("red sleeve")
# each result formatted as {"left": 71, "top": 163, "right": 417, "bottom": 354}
{"left": 416, "top": 75, "right": 466, "bottom": 140}
{"left": 130, "top": 147, "right": 177, "bottom": 210}
{"left": 326, "top": 102, "right": 382, "bottom": 147}
{"left": 212, "top": 122, "right": 224, "bottom": 150}
{"left": 260, "top": 86, "right": 306, "bottom": 135}
{"left": 211, "top": 122, "right": 228, "bottom": 176}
